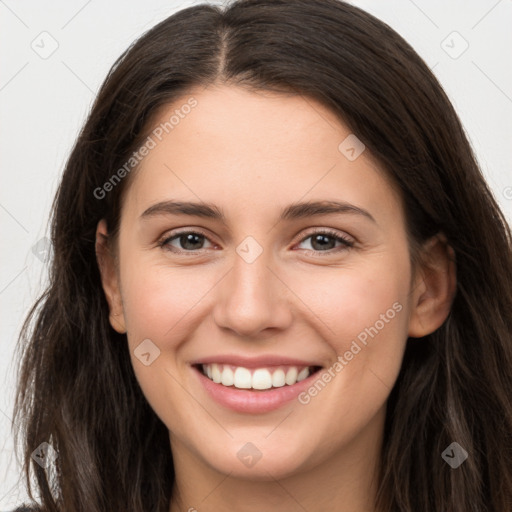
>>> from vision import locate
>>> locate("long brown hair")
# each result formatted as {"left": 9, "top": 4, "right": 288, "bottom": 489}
{"left": 12, "top": 0, "right": 512, "bottom": 510}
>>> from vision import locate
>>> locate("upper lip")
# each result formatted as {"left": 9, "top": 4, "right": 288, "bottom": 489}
{"left": 189, "top": 355, "right": 323, "bottom": 369}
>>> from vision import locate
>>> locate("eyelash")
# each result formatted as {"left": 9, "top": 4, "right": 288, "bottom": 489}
{"left": 157, "top": 228, "right": 354, "bottom": 256}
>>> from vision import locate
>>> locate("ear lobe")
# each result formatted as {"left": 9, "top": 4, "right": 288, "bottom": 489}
{"left": 95, "top": 219, "right": 127, "bottom": 334}
{"left": 408, "top": 233, "right": 457, "bottom": 338}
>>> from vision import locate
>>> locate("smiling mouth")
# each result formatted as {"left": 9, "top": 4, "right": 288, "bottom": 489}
{"left": 193, "top": 363, "right": 323, "bottom": 391}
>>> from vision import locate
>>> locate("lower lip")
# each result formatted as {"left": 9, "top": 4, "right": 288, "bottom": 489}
{"left": 193, "top": 366, "right": 321, "bottom": 414}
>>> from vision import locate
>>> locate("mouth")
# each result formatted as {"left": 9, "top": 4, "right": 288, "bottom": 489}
{"left": 193, "top": 363, "right": 323, "bottom": 391}
{"left": 190, "top": 356, "right": 326, "bottom": 413}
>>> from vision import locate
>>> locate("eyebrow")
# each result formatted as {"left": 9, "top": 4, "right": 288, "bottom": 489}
{"left": 139, "top": 199, "right": 376, "bottom": 224}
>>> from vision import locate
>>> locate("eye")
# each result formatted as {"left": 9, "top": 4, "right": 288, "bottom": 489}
{"left": 158, "top": 230, "right": 215, "bottom": 253}
{"left": 295, "top": 229, "right": 354, "bottom": 254}
{"left": 157, "top": 228, "right": 354, "bottom": 255}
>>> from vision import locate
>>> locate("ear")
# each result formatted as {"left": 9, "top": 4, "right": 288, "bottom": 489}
{"left": 95, "top": 219, "right": 127, "bottom": 334}
{"left": 408, "top": 233, "right": 457, "bottom": 338}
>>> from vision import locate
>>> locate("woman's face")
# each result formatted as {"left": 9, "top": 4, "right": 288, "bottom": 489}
{"left": 96, "top": 85, "right": 443, "bottom": 481}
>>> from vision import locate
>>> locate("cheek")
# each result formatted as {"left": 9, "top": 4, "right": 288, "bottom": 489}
{"left": 117, "top": 262, "right": 207, "bottom": 426}
{"left": 292, "top": 252, "right": 410, "bottom": 348}
{"left": 290, "top": 250, "right": 411, "bottom": 406}
{"left": 119, "top": 260, "right": 212, "bottom": 341}
{"left": 335, "top": 270, "right": 408, "bottom": 352}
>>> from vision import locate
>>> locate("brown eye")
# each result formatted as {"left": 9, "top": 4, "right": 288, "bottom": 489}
{"left": 296, "top": 229, "right": 354, "bottom": 253}
{"left": 159, "top": 231, "right": 215, "bottom": 253}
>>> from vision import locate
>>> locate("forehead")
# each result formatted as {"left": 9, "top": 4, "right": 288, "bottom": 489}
{"left": 122, "top": 85, "right": 404, "bottom": 228}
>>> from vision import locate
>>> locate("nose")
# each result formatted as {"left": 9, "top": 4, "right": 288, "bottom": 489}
{"left": 212, "top": 246, "right": 293, "bottom": 338}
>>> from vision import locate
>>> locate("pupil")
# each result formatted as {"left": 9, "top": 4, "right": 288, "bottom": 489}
{"left": 182, "top": 233, "right": 203, "bottom": 250}
{"left": 312, "top": 234, "right": 334, "bottom": 251}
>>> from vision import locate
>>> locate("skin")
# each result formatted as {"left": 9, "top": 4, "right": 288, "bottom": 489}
{"left": 96, "top": 85, "right": 456, "bottom": 512}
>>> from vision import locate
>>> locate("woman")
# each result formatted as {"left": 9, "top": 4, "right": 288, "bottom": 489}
{"left": 11, "top": 0, "right": 512, "bottom": 511}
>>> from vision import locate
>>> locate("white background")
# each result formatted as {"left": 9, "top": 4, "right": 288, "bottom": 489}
{"left": 1, "top": 0, "right": 511, "bottom": 507}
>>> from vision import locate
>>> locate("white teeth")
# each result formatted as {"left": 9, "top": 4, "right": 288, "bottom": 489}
{"left": 211, "top": 363, "right": 222, "bottom": 383}
{"left": 272, "top": 369, "right": 286, "bottom": 387}
{"left": 285, "top": 367, "right": 298, "bottom": 385}
{"left": 252, "top": 369, "right": 272, "bottom": 390}
{"left": 201, "top": 364, "right": 315, "bottom": 389}
{"left": 221, "top": 366, "right": 234, "bottom": 386}
{"left": 233, "top": 367, "right": 252, "bottom": 389}
{"left": 297, "top": 367, "right": 310, "bottom": 382}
